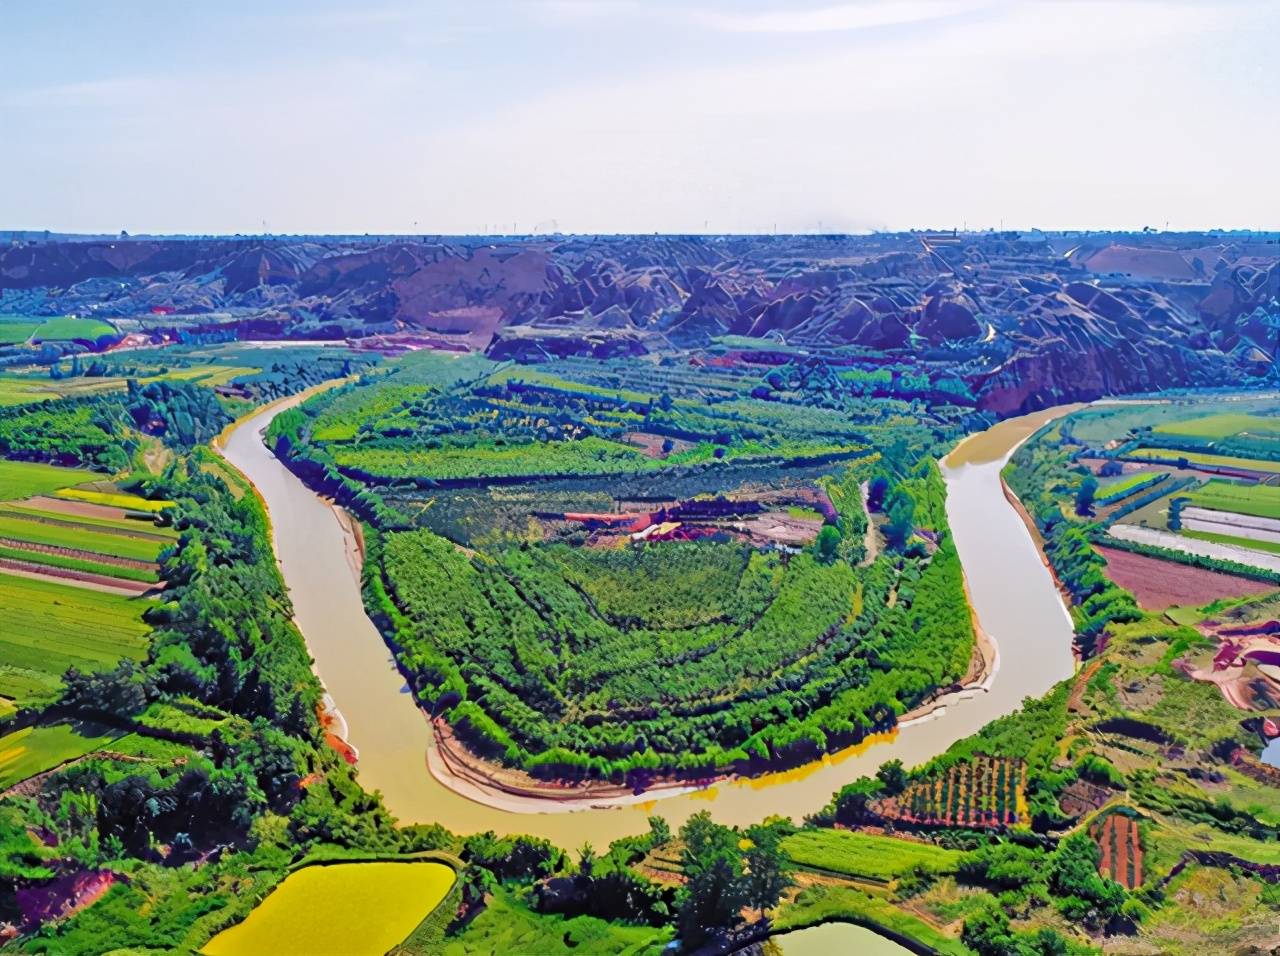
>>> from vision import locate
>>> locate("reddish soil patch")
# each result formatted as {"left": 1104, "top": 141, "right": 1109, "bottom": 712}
{"left": 17, "top": 870, "right": 117, "bottom": 927}
{"left": 1095, "top": 545, "right": 1274, "bottom": 611}
{"left": 19, "top": 496, "right": 135, "bottom": 521}
{"left": 1091, "top": 814, "right": 1143, "bottom": 888}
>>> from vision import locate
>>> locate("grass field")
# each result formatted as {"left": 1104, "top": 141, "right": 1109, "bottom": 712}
{"left": 0, "top": 460, "right": 93, "bottom": 500}
{"left": 31, "top": 316, "right": 117, "bottom": 342}
{"left": 1128, "top": 448, "right": 1280, "bottom": 475}
{"left": 440, "top": 886, "right": 670, "bottom": 956}
{"left": 1153, "top": 412, "right": 1280, "bottom": 440}
{"left": 0, "top": 374, "right": 124, "bottom": 406}
{"left": 53, "top": 486, "right": 173, "bottom": 513}
{"left": 0, "top": 513, "right": 165, "bottom": 562}
{"left": 780, "top": 829, "right": 961, "bottom": 882}
{"left": 202, "top": 862, "right": 456, "bottom": 956}
{"left": 0, "top": 572, "right": 150, "bottom": 706}
{"left": 0, "top": 722, "right": 122, "bottom": 789}
{"left": 0, "top": 321, "right": 38, "bottom": 345}
{"left": 1186, "top": 480, "right": 1280, "bottom": 521}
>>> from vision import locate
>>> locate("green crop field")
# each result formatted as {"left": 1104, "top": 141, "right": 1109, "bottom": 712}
{"left": 780, "top": 829, "right": 961, "bottom": 882}
{"left": 0, "top": 459, "right": 93, "bottom": 500}
{"left": 0, "top": 572, "right": 150, "bottom": 706}
{"left": 30, "top": 316, "right": 117, "bottom": 342}
{"left": 0, "top": 544, "right": 159, "bottom": 582}
{"left": 1097, "top": 471, "right": 1164, "bottom": 504}
{"left": 1184, "top": 529, "right": 1280, "bottom": 556}
{"left": 203, "top": 862, "right": 456, "bottom": 956}
{"left": 1128, "top": 447, "right": 1280, "bottom": 475}
{"left": 0, "top": 722, "right": 122, "bottom": 789}
{"left": 0, "top": 513, "right": 165, "bottom": 562}
{"left": 1186, "top": 479, "right": 1280, "bottom": 521}
{"left": 1154, "top": 412, "right": 1280, "bottom": 440}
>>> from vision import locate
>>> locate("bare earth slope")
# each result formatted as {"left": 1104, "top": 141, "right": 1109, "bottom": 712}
{"left": 2, "top": 231, "right": 1277, "bottom": 413}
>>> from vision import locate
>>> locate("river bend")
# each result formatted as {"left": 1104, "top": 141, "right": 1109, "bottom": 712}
{"left": 219, "top": 398, "right": 1077, "bottom": 846}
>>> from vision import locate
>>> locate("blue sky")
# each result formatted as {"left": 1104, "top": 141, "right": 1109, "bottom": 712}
{"left": 3, "top": 0, "right": 1277, "bottom": 234}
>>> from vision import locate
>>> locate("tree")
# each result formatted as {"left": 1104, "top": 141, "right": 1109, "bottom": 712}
{"left": 1075, "top": 476, "right": 1098, "bottom": 516}
{"left": 876, "top": 758, "right": 908, "bottom": 796}
{"left": 742, "top": 823, "right": 793, "bottom": 920}
{"left": 578, "top": 842, "right": 596, "bottom": 879}
{"left": 883, "top": 486, "right": 916, "bottom": 550}
{"left": 867, "top": 475, "right": 890, "bottom": 511}
{"left": 677, "top": 812, "right": 747, "bottom": 951}
{"left": 648, "top": 815, "right": 671, "bottom": 847}
{"left": 812, "top": 525, "right": 841, "bottom": 563}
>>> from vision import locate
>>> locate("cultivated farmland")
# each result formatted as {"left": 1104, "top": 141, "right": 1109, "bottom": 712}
{"left": 1097, "top": 471, "right": 1166, "bottom": 505}
{"left": 0, "top": 572, "right": 151, "bottom": 708}
{"left": 870, "top": 755, "right": 1029, "bottom": 829}
{"left": 0, "top": 460, "right": 92, "bottom": 500}
{"left": 0, "top": 722, "right": 122, "bottom": 790}
{"left": 1091, "top": 812, "right": 1144, "bottom": 889}
{"left": 202, "top": 861, "right": 456, "bottom": 956}
{"left": 1095, "top": 544, "right": 1275, "bottom": 609}
{"left": 1187, "top": 480, "right": 1280, "bottom": 522}
{"left": 1127, "top": 448, "right": 1280, "bottom": 476}
{"left": 780, "top": 829, "right": 961, "bottom": 883}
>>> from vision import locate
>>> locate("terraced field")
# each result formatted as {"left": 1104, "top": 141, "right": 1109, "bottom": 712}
{"left": 0, "top": 459, "right": 93, "bottom": 499}
{"left": 0, "top": 572, "right": 151, "bottom": 708}
{"left": 0, "top": 512, "right": 166, "bottom": 563}
{"left": 1186, "top": 480, "right": 1280, "bottom": 521}
{"left": 1128, "top": 448, "right": 1280, "bottom": 475}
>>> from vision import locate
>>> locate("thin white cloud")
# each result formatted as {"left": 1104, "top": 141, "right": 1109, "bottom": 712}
{"left": 693, "top": 1, "right": 991, "bottom": 34}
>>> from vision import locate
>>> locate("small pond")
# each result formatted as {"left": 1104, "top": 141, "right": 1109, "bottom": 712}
{"left": 765, "top": 922, "right": 914, "bottom": 955}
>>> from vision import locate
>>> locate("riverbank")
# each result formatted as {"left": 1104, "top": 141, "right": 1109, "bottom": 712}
{"left": 421, "top": 563, "right": 1002, "bottom": 813}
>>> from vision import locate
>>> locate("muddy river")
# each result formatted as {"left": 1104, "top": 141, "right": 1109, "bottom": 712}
{"left": 219, "top": 398, "right": 1078, "bottom": 846}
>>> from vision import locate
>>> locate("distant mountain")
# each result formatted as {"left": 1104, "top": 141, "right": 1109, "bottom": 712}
{"left": 2, "top": 231, "right": 1277, "bottom": 414}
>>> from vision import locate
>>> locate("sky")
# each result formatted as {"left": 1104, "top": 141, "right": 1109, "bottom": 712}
{"left": 2, "top": 0, "right": 1277, "bottom": 235}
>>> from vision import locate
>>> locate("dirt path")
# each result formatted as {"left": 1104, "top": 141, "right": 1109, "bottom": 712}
{"left": 859, "top": 480, "right": 880, "bottom": 565}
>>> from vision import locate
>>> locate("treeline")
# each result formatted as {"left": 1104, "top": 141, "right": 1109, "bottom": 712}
{"left": 0, "top": 381, "right": 229, "bottom": 470}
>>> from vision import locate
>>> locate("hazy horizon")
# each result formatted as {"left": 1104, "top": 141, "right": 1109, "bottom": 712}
{"left": 5, "top": 0, "right": 1278, "bottom": 235}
